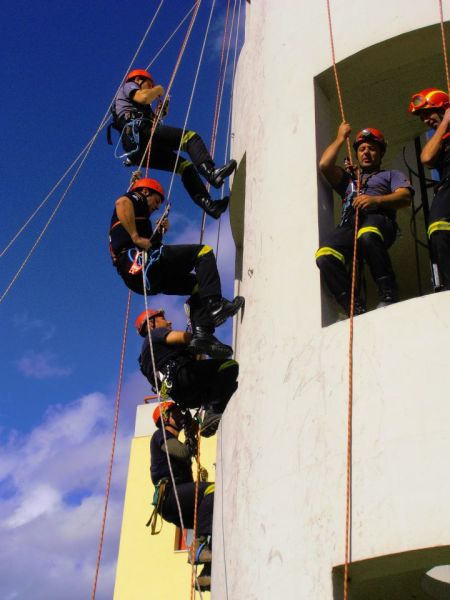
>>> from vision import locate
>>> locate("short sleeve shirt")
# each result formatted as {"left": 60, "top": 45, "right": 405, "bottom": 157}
{"left": 335, "top": 169, "right": 414, "bottom": 222}
{"left": 114, "top": 82, "right": 154, "bottom": 121}
{"left": 139, "top": 327, "right": 188, "bottom": 383}
{"left": 109, "top": 191, "right": 160, "bottom": 254}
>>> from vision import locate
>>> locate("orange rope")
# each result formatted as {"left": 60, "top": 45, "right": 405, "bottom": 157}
{"left": 325, "top": 2, "right": 359, "bottom": 598}
{"left": 143, "top": 0, "right": 202, "bottom": 176}
{"left": 91, "top": 290, "right": 132, "bottom": 600}
{"left": 189, "top": 431, "right": 203, "bottom": 599}
{"left": 439, "top": 0, "right": 450, "bottom": 94}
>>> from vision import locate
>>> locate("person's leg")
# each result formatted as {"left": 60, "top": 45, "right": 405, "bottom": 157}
{"left": 428, "top": 185, "right": 450, "bottom": 290}
{"left": 115, "top": 251, "right": 146, "bottom": 295}
{"left": 162, "top": 482, "right": 211, "bottom": 530}
{"left": 357, "top": 214, "right": 398, "bottom": 305}
{"left": 315, "top": 225, "right": 365, "bottom": 314}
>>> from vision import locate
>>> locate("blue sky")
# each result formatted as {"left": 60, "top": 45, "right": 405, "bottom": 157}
{"left": 0, "top": 1, "right": 244, "bottom": 597}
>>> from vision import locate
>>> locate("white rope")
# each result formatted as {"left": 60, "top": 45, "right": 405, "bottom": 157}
{"left": 215, "top": 0, "right": 242, "bottom": 259}
{"left": 0, "top": 2, "right": 166, "bottom": 304}
{"left": 146, "top": 2, "right": 198, "bottom": 69}
{"left": 140, "top": 262, "right": 204, "bottom": 600}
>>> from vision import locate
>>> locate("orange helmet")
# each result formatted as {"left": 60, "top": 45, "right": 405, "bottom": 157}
{"left": 131, "top": 178, "right": 165, "bottom": 199}
{"left": 408, "top": 88, "right": 450, "bottom": 114}
{"left": 135, "top": 308, "right": 164, "bottom": 336}
{"left": 126, "top": 69, "right": 154, "bottom": 85}
{"left": 153, "top": 401, "right": 176, "bottom": 426}
{"left": 353, "top": 128, "right": 387, "bottom": 152}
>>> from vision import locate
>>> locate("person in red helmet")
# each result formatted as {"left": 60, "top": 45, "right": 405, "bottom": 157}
{"left": 109, "top": 178, "right": 244, "bottom": 358}
{"left": 316, "top": 122, "right": 413, "bottom": 315}
{"left": 135, "top": 308, "right": 239, "bottom": 437}
{"left": 149, "top": 400, "right": 213, "bottom": 589}
{"left": 110, "top": 68, "right": 236, "bottom": 219}
{"left": 409, "top": 87, "right": 450, "bottom": 290}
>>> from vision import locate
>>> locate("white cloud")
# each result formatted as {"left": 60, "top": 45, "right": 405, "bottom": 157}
{"left": 13, "top": 311, "right": 56, "bottom": 343}
{"left": 15, "top": 351, "right": 72, "bottom": 379}
{"left": 0, "top": 375, "right": 148, "bottom": 600}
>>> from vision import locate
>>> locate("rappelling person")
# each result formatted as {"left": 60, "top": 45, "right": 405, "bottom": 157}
{"left": 109, "top": 68, "right": 236, "bottom": 219}
{"left": 109, "top": 177, "right": 244, "bottom": 357}
{"left": 136, "top": 308, "right": 239, "bottom": 437}
{"left": 150, "top": 401, "right": 214, "bottom": 590}
{"left": 316, "top": 122, "right": 413, "bottom": 314}
{"left": 409, "top": 87, "right": 450, "bottom": 290}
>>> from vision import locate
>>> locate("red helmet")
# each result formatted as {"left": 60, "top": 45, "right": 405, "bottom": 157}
{"left": 131, "top": 178, "right": 165, "bottom": 199}
{"left": 135, "top": 308, "right": 164, "bottom": 336}
{"left": 353, "top": 128, "right": 387, "bottom": 152}
{"left": 126, "top": 69, "right": 154, "bottom": 85}
{"left": 153, "top": 401, "right": 176, "bottom": 426}
{"left": 408, "top": 88, "right": 450, "bottom": 114}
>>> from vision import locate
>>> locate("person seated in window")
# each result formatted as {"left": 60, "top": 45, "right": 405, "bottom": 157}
{"left": 316, "top": 123, "right": 413, "bottom": 315}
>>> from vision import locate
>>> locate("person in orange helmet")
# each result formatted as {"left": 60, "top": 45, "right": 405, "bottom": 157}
{"left": 316, "top": 123, "right": 413, "bottom": 315}
{"left": 409, "top": 87, "right": 450, "bottom": 290}
{"left": 109, "top": 177, "right": 244, "bottom": 358}
{"left": 135, "top": 308, "right": 239, "bottom": 438}
{"left": 150, "top": 400, "right": 213, "bottom": 590}
{"left": 110, "top": 68, "right": 236, "bottom": 219}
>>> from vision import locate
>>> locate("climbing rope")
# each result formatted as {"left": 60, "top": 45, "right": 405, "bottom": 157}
{"left": 199, "top": 0, "right": 232, "bottom": 243}
{"left": 91, "top": 290, "right": 132, "bottom": 600}
{"left": 438, "top": 0, "right": 450, "bottom": 94}
{"left": 0, "top": 3, "right": 166, "bottom": 305}
{"left": 325, "top": 2, "right": 360, "bottom": 599}
{"left": 140, "top": 0, "right": 203, "bottom": 176}
{"left": 215, "top": 0, "right": 243, "bottom": 258}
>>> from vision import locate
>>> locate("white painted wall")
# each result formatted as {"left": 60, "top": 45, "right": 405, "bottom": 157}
{"left": 213, "top": 2, "right": 450, "bottom": 598}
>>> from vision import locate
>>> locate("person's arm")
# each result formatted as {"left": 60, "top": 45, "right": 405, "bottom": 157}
{"left": 115, "top": 195, "right": 152, "bottom": 250}
{"left": 352, "top": 187, "right": 412, "bottom": 211}
{"left": 421, "top": 107, "right": 450, "bottom": 168}
{"left": 161, "top": 437, "right": 191, "bottom": 460}
{"left": 318, "top": 121, "right": 351, "bottom": 188}
{"left": 132, "top": 84, "right": 165, "bottom": 106}
{"left": 165, "top": 330, "right": 192, "bottom": 345}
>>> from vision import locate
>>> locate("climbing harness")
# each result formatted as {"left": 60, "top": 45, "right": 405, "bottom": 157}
{"left": 146, "top": 477, "right": 169, "bottom": 535}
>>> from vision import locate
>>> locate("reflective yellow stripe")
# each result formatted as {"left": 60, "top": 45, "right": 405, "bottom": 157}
{"left": 218, "top": 359, "right": 238, "bottom": 372}
{"left": 181, "top": 130, "right": 196, "bottom": 150}
{"left": 176, "top": 159, "right": 192, "bottom": 176}
{"left": 357, "top": 226, "right": 384, "bottom": 241}
{"left": 197, "top": 245, "right": 212, "bottom": 258}
{"left": 315, "top": 246, "right": 345, "bottom": 264}
{"left": 428, "top": 220, "right": 450, "bottom": 237}
{"left": 191, "top": 283, "right": 199, "bottom": 294}
{"left": 204, "top": 483, "right": 215, "bottom": 496}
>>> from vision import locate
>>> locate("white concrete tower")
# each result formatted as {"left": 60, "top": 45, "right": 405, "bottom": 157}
{"left": 214, "top": 2, "right": 450, "bottom": 599}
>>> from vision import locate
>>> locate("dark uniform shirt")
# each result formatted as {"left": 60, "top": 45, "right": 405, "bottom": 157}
{"left": 435, "top": 133, "right": 450, "bottom": 181}
{"left": 114, "top": 82, "right": 154, "bottom": 123}
{"left": 109, "top": 191, "right": 162, "bottom": 256}
{"left": 150, "top": 429, "right": 193, "bottom": 485}
{"left": 139, "top": 327, "right": 188, "bottom": 382}
{"left": 335, "top": 169, "right": 413, "bottom": 224}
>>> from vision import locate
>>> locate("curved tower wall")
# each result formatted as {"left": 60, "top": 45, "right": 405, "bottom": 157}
{"left": 214, "top": 2, "right": 450, "bottom": 599}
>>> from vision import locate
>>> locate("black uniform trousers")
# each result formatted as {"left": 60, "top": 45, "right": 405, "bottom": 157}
{"left": 171, "top": 358, "right": 239, "bottom": 412}
{"left": 316, "top": 213, "right": 397, "bottom": 300}
{"left": 121, "top": 120, "right": 213, "bottom": 203}
{"left": 116, "top": 244, "right": 221, "bottom": 327}
{"left": 428, "top": 181, "right": 450, "bottom": 289}
{"left": 162, "top": 481, "right": 214, "bottom": 536}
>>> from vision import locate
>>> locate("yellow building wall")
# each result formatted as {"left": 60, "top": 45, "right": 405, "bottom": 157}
{"left": 114, "top": 403, "right": 215, "bottom": 600}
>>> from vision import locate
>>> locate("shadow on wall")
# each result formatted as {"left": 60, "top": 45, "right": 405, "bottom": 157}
{"left": 332, "top": 545, "right": 450, "bottom": 600}
{"left": 230, "top": 152, "right": 246, "bottom": 283}
{"left": 314, "top": 22, "right": 448, "bottom": 326}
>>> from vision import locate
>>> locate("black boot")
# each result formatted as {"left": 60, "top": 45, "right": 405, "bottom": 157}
{"left": 206, "top": 296, "right": 245, "bottom": 327}
{"left": 194, "top": 195, "right": 229, "bottom": 219}
{"left": 200, "top": 405, "right": 223, "bottom": 438}
{"left": 188, "top": 326, "right": 232, "bottom": 358}
{"left": 337, "top": 292, "right": 366, "bottom": 316}
{"left": 198, "top": 159, "right": 237, "bottom": 188}
{"left": 376, "top": 276, "right": 398, "bottom": 308}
